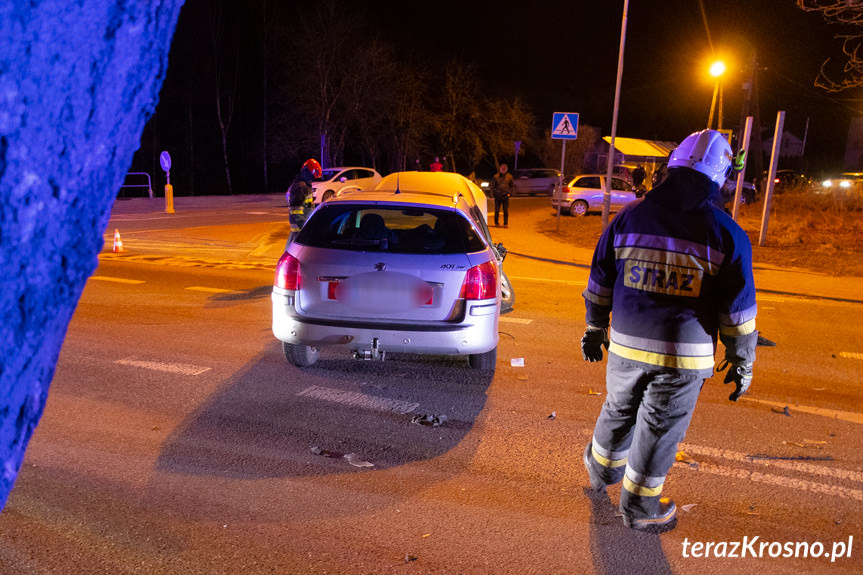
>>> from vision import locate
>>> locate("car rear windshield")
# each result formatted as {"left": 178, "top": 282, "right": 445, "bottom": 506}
{"left": 296, "top": 204, "right": 486, "bottom": 254}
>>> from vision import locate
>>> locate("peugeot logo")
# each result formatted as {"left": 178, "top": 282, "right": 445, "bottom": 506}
{"left": 374, "top": 262, "right": 387, "bottom": 271}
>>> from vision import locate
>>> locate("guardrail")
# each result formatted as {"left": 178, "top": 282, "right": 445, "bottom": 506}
{"left": 120, "top": 172, "right": 153, "bottom": 198}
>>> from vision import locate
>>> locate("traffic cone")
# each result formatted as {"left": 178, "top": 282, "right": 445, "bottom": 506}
{"left": 112, "top": 228, "right": 125, "bottom": 253}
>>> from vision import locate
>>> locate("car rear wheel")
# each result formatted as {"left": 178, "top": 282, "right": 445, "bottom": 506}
{"left": 468, "top": 346, "right": 497, "bottom": 370}
{"left": 283, "top": 341, "right": 320, "bottom": 367}
{"left": 321, "top": 190, "right": 335, "bottom": 202}
{"left": 569, "top": 200, "right": 588, "bottom": 217}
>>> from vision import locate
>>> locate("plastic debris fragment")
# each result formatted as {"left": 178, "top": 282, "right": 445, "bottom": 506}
{"left": 771, "top": 406, "right": 791, "bottom": 416}
{"left": 344, "top": 453, "right": 374, "bottom": 467}
{"left": 511, "top": 358, "right": 525, "bottom": 367}
{"left": 588, "top": 389, "right": 601, "bottom": 395}
{"left": 547, "top": 412, "right": 556, "bottom": 420}
{"left": 311, "top": 446, "right": 343, "bottom": 458}
{"left": 681, "top": 504, "right": 697, "bottom": 512}
{"left": 411, "top": 414, "right": 448, "bottom": 427}
{"left": 675, "top": 451, "right": 699, "bottom": 468}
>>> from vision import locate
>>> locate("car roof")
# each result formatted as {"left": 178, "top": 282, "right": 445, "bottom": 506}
{"left": 378, "top": 171, "right": 486, "bottom": 205}
{"left": 323, "top": 166, "right": 378, "bottom": 173}
{"left": 570, "top": 173, "right": 622, "bottom": 178}
{"left": 325, "top": 171, "right": 486, "bottom": 214}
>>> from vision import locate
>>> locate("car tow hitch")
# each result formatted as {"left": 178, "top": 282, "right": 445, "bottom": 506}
{"left": 353, "top": 338, "right": 386, "bottom": 361}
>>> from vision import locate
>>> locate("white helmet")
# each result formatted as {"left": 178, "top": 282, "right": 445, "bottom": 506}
{"left": 668, "top": 129, "right": 734, "bottom": 187}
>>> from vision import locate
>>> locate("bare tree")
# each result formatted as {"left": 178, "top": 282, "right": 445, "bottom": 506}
{"left": 285, "top": 0, "right": 354, "bottom": 167}
{"left": 209, "top": 2, "right": 238, "bottom": 193}
{"left": 384, "top": 67, "right": 430, "bottom": 172}
{"left": 432, "top": 60, "right": 485, "bottom": 173}
{"left": 798, "top": 0, "right": 863, "bottom": 91}
{"left": 483, "top": 97, "right": 535, "bottom": 170}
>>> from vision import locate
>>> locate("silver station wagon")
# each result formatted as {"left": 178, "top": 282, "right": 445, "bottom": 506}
{"left": 272, "top": 172, "right": 504, "bottom": 371}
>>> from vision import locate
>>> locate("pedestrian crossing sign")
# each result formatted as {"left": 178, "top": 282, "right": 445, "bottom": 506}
{"left": 552, "top": 112, "right": 579, "bottom": 140}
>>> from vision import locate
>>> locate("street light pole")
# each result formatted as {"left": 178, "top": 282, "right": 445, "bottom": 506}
{"left": 707, "top": 60, "right": 726, "bottom": 129}
{"left": 602, "top": 0, "right": 629, "bottom": 231}
{"left": 707, "top": 83, "right": 719, "bottom": 129}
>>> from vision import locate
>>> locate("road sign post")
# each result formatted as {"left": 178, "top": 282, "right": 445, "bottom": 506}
{"left": 552, "top": 113, "right": 579, "bottom": 230}
{"left": 160, "top": 151, "right": 174, "bottom": 214}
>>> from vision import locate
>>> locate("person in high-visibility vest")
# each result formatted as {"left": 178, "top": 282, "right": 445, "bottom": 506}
{"left": 286, "top": 158, "right": 322, "bottom": 246}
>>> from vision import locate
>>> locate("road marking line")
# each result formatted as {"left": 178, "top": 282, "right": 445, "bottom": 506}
{"left": 500, "top": 317, "right": 532, "bottom": 324}
{"left": 838, "top": 351, "right": 863, "bottom": 360}
{"left": 249, "top": 242, "right": 278, "bottom": 258}
{"left": 739, "top": 397, "right": 863, "bottom": 424}
{"left": 115, "top": 358, "right": 211, "bottom": 376}
{"left": 89, "top": 276, "right": 146, "bottom": 284}
{"left": 185, "top": 286, "right": 236, "bottom": 294}
{"left": 689, "top": 462, "right": 863, "bottom": 502}
{"left": 297, "top": 385, "right": 419, "bottom": 415}
{"left": 680, "top": 442, "right": 863, "bottom": 483}
{"left": 756, "top": 295, "right": 795, "bottom": 303}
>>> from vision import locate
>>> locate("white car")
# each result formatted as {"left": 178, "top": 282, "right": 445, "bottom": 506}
{"left": 311, "top": 166, "right": 382, "bottom": 204}
{"left": 272, "top": 171, "right": 506, "bottom": 370}
{"left": 551, "top": 174, "right": 642, "bottom": 216}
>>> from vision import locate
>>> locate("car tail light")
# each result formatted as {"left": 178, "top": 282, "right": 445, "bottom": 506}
{"left": 275, "top": 253, "right": 300, "bottom": 290}
{"left": 459, "top": 261, "right": 498, "bottom": 300}
{"left": 563, "top": 185, "right": 571, "bottom": 194}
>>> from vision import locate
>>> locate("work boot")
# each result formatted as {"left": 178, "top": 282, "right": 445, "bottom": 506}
{"left": 583, "top": 443, "right": 607, "bottom": 493}
{"left": 622, "top": 497, "right": 677, "bottom": 533}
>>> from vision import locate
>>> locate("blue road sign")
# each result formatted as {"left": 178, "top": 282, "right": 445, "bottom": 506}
{"left": 552, "top": 113, "right": 579, "bottom": 140}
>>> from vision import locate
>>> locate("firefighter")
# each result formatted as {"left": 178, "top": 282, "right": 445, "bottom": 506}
{"left": 287, "top": 158, "right": 322, "bottom": 246}
{"left": 581, "top": 129, "right": 757, "bottom": 533}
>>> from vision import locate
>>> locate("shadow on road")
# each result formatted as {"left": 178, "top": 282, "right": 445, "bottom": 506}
{"left": 155, "top": 343, "right": 492, "bottom": 480}
{"left": 584, "top": 487, "right": 673, "bottom": 575}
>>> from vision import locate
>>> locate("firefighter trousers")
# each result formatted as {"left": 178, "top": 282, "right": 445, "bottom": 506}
{"left": 287, "top": 209, "right": 307, "bottom": 247}
{"left": 586, "top": 359, "right": 703, "bottom": 518}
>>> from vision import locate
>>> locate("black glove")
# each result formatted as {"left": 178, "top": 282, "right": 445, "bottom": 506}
{"left": 581, "top": 327, "right": 609, "bottom": 362}
{"left": 719, "top": 360, "right": 753, "bottom": 401}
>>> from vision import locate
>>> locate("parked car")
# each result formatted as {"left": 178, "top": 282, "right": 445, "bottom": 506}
{"left": 272, "top": 171, "right": 507, "bottom": 370}
{"left": 758, "top": 169, "right": 810, "bottom": 193}
{"left": 815, "top": 172, "right": 863, "bottom": 194}
{"left": 551, "top": 174, "right": 642, "bottom": 216}
{"left": 310, "top": 166, "right": 382, "bottom": 204}
{"left": 512, "top": 168, "right": 563, "bottom": 196}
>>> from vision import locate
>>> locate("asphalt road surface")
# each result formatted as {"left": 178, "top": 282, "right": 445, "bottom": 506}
{"left": 0, "top": 195, "right": 860, "bottom": 574}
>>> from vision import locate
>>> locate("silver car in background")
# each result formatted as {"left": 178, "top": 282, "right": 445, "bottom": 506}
{"left": 272, "top": 172, "right": 503, "bottom": 370}
{"left": 512, "top": 168, "right": 562, "bottom": 196}
{"left": 551, "top": 174, "right": 643, "bottom": 216}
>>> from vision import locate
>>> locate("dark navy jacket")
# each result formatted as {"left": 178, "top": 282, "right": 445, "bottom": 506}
{"left": 583, "top": 167, "right": 757, "bottom": 377}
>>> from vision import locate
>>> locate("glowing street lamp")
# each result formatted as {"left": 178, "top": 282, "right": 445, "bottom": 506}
{"left": 707, "top": 59, "right": 726, "bottom": 130}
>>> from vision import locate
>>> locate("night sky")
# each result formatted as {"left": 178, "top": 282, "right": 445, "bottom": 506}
{"left": 134, "top": 0, "right": 858, "bottom": 195}
{"left": 354, "top": 0, "right": 852, "bottom": 165}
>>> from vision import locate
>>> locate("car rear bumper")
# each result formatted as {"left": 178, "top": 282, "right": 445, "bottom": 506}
{"left": 272, "top": 291, "right": 499, "bottom": 355}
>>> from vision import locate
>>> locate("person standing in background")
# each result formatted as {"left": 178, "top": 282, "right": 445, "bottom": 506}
{"left": 489, "top": 163, "right": 514, "bottom": 227}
